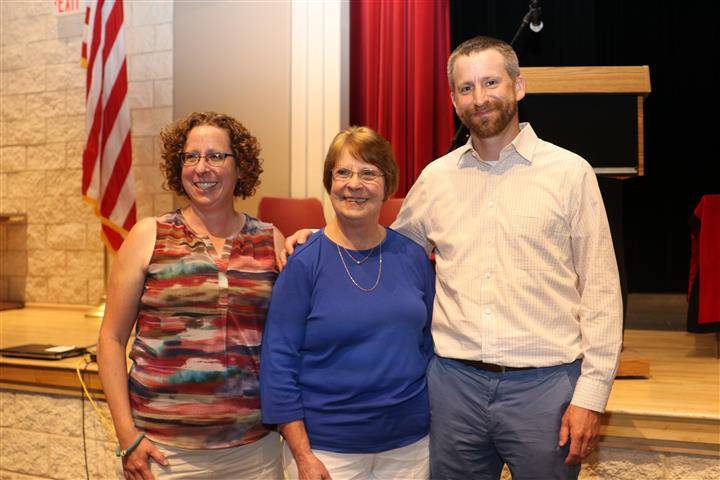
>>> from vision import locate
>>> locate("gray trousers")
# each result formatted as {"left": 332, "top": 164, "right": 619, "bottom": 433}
{"left": 428, "top": 356, "right": 582, "bottom": 480}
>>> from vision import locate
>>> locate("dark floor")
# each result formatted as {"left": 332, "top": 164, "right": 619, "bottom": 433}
{"left": 624, "top": 293, "right": 689, "bottom": 331}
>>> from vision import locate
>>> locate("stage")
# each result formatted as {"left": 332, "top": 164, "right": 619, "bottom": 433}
{"left": 602, "top": 329, "right": 719, "bottom": 456}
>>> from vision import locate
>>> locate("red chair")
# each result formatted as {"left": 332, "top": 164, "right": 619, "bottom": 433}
{"left": 379, "top": 197, "right": 404, "bottom": 227}
{"left": 257, "top": 197, "right": 326, "bottom": 237}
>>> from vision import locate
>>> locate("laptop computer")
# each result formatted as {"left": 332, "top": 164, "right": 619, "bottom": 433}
{"left": 0, "top": 344, "right": 87, "bottom": 360}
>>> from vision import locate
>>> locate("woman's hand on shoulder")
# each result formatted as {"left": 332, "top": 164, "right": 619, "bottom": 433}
{"left": 121, "top": 437, "right": 167, "bottom": 480}
{"left": 295, "top": 452, "right": 332, "bottom": 480}
{"left": 272, "top": 226, "right": 286, "bottom": 272}
{"left": 278, "top": 228, "right": 315, "bottom": 270}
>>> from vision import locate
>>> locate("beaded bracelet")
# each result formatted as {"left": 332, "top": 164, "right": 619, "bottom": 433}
{"left": 115, "top": 432, "right": 145, "bottom": 457}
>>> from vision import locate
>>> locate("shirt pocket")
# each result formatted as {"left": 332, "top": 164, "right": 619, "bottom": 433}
{"left": 506, "top": 213, "right": 566, "bottom": 271}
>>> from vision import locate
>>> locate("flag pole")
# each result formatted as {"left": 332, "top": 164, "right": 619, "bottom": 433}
{"left": 85, "top": 246, "right": 109, "bottom": 318}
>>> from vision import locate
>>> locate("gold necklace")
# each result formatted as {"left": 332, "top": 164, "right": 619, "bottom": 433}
{"left": 336, "top": 242, "right": 382, "bottom": 292}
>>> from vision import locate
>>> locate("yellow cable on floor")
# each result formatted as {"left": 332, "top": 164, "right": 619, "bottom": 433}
{"left": 75, "top": 357, "right": 116, "bottom": 437}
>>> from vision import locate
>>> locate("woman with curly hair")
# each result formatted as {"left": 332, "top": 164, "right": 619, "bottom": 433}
{"left": 98, "top": 112, "right": 284, "bottom": 479}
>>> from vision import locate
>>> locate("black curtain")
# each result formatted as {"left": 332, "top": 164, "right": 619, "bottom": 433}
{"left": 449, "top": 0, "right": 720, "bottom": 293}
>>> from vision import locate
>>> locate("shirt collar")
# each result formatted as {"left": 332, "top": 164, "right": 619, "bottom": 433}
{"left": 455, "top": 142, "right": 476, "bottom": 168}
{"left": 511, "top": 122, "right": 538, "bottom": 163}
{"left": 455, "top": 122, "right": 539, "bottom": 168}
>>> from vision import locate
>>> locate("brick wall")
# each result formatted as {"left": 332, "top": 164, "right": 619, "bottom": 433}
{"left": 0, "top": 389, "right": 121, "bottom": 479}
{"left": 0, "top": 1, "right": 174, "bottom": 305}
{"left": 1, "top": 387, "right": 717, "bottom": 480}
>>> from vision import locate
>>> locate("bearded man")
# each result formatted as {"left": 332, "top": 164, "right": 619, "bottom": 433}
{"left": 391, "top": 36, "right": 622, "bottom": 480}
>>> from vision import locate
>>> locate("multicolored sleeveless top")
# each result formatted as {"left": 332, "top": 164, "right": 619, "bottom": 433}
{"left": 128, "top": 210, "right": 277, "bottom": 449}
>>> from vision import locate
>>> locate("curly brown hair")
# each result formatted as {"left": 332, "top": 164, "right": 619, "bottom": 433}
{"left": 160, "top": 111, "right": 262, "bottom": 199}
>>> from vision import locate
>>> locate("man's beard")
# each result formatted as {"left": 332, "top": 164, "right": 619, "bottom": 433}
{"left": 461, "top": 98, "right": 517, "bottom": 139}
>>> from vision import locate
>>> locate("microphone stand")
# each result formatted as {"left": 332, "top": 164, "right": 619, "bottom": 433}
{"left": 510, "top": 1, "right": 542, "bottom": 47}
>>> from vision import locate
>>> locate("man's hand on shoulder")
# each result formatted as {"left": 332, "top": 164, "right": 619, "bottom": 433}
{"left": 278, "top": 229, "right": 314, "bottom": 270}
{"left": 558, "top": 404, "right": 600, "bottom": 465}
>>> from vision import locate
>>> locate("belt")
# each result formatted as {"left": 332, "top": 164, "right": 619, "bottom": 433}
{"left": 449, "top": 357, "right": 535, "bottom": 373}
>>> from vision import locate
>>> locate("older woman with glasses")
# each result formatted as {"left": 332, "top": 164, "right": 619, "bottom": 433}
{"left": 260, "top": 126, "right": 435, "bottom": 480}
{"left": 98, "top": 112, "right": 284, "bottom": 480}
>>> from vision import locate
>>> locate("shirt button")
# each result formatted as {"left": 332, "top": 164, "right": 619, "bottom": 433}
{"left": 488, "top": 201, "right": 494, "bottom": 208}
{"left": 485, "top": 272, "right": 491, "bottom": 279}
{"left": 484, "top": 308, "right": 491, "bottom": 315}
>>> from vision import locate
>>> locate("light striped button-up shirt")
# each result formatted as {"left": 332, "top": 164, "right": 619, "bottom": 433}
{"left": 392, "top": 123, "right": 622, "bottom": 412}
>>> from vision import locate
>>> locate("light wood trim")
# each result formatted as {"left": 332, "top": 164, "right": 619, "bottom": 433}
{"left": 23, "top": 303, "right": 96, "bottom": 310}
{"left": 600, "top": 412, "right": 720, "bottom": 445}
{"left": 0, "top": 380, "right": 106, "bottom": 399}
{"left": 521, "top": 66, "right": 651, "bottom": 94}
{"left": 0, "top": 354, "right": 99, "bottom": 370}
{"left": 637, "top": 96, "right": 645, "bottom": 176}
{"left": 0, "top": 214, "right": 26, "bottom": 224}
{"left": 598, "top": 437, "right": 719, "bottom": 457}
{"left": 0, "top": 363, "right": 104, "bottom": 394}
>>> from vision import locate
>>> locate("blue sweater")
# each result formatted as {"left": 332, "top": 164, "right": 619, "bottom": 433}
{"left": 260, "top": 229, "right": 435, "bottom": 453}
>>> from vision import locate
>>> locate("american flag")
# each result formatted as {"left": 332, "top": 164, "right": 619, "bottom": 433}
{"left": 81, "top": 0, "right": 136, "bottom": 252}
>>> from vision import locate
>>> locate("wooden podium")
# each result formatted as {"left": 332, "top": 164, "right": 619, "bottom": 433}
{"left": 520, "top": 65, "right": 650, "bottom": 176}
{"left": 520, "top": 66, "right": 652, "bottom": 377}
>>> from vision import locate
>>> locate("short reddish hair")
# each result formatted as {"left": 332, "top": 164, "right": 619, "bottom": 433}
{"left": 322, "top": 126, "right": 398, "bottom": 201}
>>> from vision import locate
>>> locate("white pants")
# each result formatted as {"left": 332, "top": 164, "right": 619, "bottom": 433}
{"left": 149, "top": 431, "right": 283, "bottom": 479}
{"left": 283, "top": 435, "right": 429, "bottom": 480}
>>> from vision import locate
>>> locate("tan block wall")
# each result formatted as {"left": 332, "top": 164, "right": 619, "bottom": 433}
{"left": 0, "top": 1, "right": 174, "bottom": 305}
{"left": 0, "top": 389, "right": 121, "bottom": 479}
{"left": 583, "top": 448, "right": 719, "bottom": 479}
{"left": 499, "top": 450, "right": 720, "bottom": 480}
{"left": 1, "top": 386, "right": 717, "bottom": 480}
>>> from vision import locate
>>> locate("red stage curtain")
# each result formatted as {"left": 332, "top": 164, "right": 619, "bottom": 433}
{"left": 350, "top": 0, "right": 455, "bottom": 196}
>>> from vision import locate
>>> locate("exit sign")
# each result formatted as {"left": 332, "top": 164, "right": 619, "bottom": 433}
{"left": 53, "top": 0, "right": 82, "bottom": 16}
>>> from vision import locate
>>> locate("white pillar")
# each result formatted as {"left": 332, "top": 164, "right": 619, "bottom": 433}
{"left": 290, "top": 0, "right": 349, "bottom": 219}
